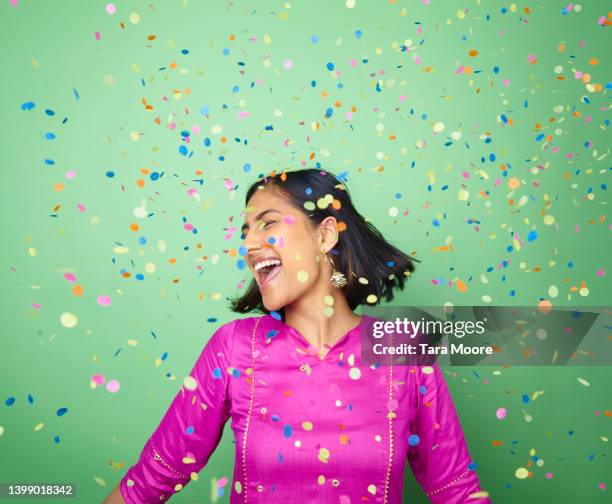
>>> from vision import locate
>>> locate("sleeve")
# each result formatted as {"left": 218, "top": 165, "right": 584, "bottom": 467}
{"left": 119, "top": 319, "right": 239, "bottom": 503}
{"left": 406, "top": 362, "right": 492, "bottom": 504}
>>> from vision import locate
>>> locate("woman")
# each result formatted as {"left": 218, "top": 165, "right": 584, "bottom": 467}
{"left": 104, "top": 168, "right": 491, "bottom": 503}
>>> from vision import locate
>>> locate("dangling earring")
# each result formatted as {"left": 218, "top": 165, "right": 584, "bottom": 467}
{"left": 324, "top": 252, "right": 348, "bottom": 288}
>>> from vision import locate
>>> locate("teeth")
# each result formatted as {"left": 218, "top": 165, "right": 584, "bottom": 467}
{"left": 254, "top": 259, "right": 282, "bottom": 272}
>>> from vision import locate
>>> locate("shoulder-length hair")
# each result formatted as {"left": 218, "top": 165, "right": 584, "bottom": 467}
{"left": 228, "top": 168, "right": 421, "bottom": 320}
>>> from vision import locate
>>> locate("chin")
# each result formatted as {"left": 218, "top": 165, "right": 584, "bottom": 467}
{"left": 262, "top": 295, "right": 286, "bottom": 313}
{"left": 262, "top": 289, "right": 300, "bottom": 313}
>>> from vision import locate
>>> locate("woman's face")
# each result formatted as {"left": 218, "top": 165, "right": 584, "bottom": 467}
{"left": 241, "top": 186, "right": 334, "bottom": 312}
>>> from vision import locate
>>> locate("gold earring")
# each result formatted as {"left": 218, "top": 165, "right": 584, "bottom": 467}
{"left": 325, "top": 253, "right": 347, "bottom": 288}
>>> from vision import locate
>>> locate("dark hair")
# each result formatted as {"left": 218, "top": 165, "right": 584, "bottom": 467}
{"left": 228, "top": 168, "right": 421, "bottom": 320}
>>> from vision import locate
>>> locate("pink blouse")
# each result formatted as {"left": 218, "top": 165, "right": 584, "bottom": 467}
{"left": 119, "top": 314, "right": 491, "bottom": 503}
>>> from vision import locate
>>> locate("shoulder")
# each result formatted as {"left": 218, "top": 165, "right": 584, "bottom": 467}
{"left": 210, "top": 315, "right": 271, "bottom": 348}
{"left": 233, "top": 315, "right": 273, "bottom": 339}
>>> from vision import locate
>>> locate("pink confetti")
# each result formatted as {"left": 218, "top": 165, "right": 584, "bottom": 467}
{"left": 106, "top": 379, "right": 120, "bottom": 393}
{"left": 496, "top": 407, "right": 507, "bottom": 420}
{"left": 105, "top": 3, "right": 116, "bottom": 15}
{"left": 64, "top": 273, "right": 77, "bottom": 283}
{"left": 97, "top": 295, "right": 112, "bottom": 306}
{"left": 92, "top": 374, "right": 106, "bottom": 386}
{"left": 387, "top": 398, "right": 398, "bottom": 411}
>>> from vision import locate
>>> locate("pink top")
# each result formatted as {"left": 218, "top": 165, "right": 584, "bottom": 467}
{"left": 120, "top": 314, "right": 491, "bottom": 503}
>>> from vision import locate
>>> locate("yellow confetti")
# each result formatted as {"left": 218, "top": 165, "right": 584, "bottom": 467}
{"left": 515, "top": 467, "right": 529, "bottom": 479}
{"left": 60, "top": 312, "right": 78, "bottom": 328}
{"left": 318, "top": 447, "right": 330, "bottom": 463}
{"left": 183, "top": 376, "right": 198, "bottom": 390}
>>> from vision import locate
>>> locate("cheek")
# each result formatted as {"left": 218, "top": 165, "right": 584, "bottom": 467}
{"left": 282, "top": 252, "right": 322, "bottom": 287}
{"left": 275, "top": 227, "right": 321, "bottom": 281}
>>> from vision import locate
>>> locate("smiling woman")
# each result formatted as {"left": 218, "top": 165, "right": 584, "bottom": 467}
{"left": 230, "top": 168, "right": 420, "bottom": 326}
{"left": 107, "top": 169, "right": 492, "bottom": 504}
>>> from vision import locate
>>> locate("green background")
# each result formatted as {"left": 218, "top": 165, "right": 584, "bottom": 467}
{"left": 1, "top": 0, "right": 610, "bottom": 502}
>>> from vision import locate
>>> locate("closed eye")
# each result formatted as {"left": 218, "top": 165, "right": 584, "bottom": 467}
{"left": 241, "top": 218, "right": 278, "bottom": 239}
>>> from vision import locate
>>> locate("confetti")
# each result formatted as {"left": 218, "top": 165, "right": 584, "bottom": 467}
{"left": 7, "top": 3, "right": 609, "bottom": 501}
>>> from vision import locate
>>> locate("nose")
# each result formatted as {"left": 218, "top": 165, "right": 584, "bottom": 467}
{"left": 243, "top": 231, "right": 262, "bottom": 253}
{"left": 243, "top": 238, "right": 269, "bottom": 266}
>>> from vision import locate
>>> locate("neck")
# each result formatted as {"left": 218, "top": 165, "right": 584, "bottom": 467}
{"left": 283, "top": 282, "right": 361, "bottom": 354}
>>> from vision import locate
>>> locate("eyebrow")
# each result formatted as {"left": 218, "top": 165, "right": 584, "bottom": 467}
{"left": 241, "top": 209, "right": 282, "bottom": 234}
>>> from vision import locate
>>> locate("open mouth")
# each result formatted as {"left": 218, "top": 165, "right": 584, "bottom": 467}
{"left": 254, "top": 259, "right": 282, "bottom": 288}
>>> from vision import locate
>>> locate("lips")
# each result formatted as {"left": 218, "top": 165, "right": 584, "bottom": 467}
{"left": 259, "top": 263, "right": 282, "bottom": 289}
{"left": 252, "top": 257, "right": 283, "bottom": 289}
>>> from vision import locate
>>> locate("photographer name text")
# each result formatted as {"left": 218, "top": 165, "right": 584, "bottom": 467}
{"left": 372, "top": 343, "right": 493, "bottom": 356}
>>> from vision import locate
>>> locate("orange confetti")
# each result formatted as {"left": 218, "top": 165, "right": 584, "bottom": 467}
{"left": 455, "top": 279, "right": 468, "bottom": 293}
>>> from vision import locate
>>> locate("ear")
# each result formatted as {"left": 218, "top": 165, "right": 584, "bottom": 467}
{"left": 318, "top": 216, "right": 339, "bottom": 253}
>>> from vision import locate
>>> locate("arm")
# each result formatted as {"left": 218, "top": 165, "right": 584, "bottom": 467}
{"left": 407, "top": 362, "right": 492, "bottom": 503}
{"left": 102, "top": 485, "right": 125, "bottom": 504}
{"left": 118, "top": 319, "right": 239, "bottom": 503}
